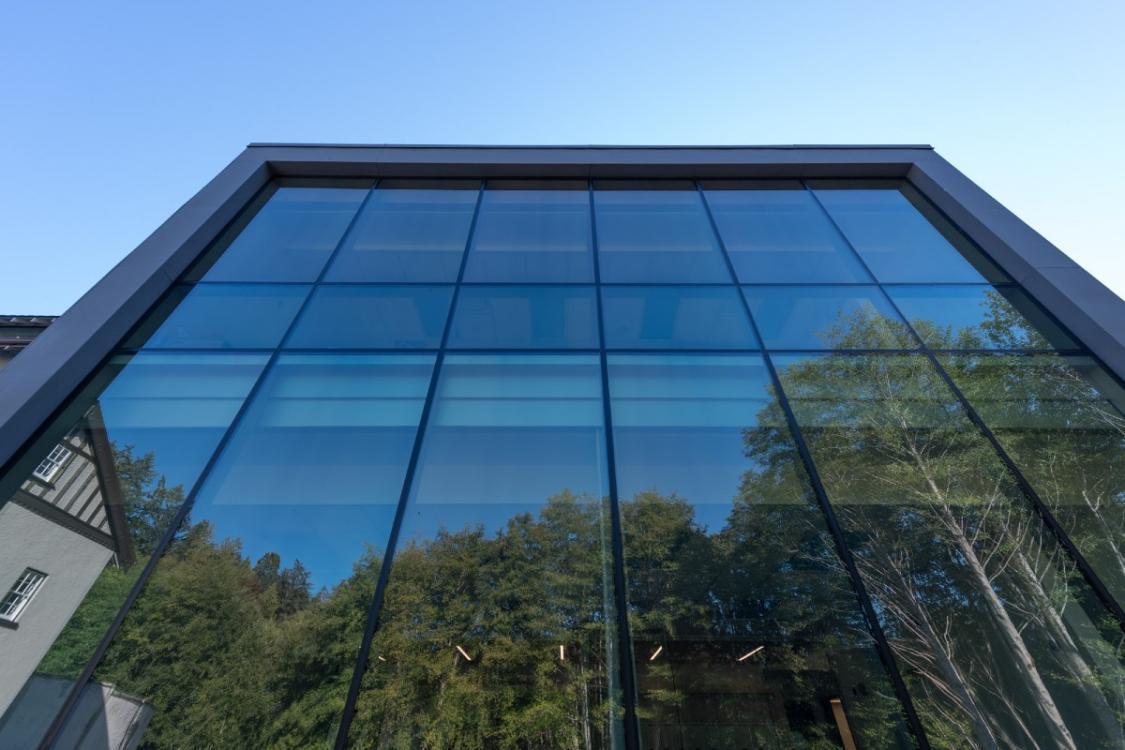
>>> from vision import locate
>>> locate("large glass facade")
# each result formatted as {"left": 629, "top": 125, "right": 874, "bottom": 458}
{"left": 1, "top": 176, "right": 1122, "bottom": 750}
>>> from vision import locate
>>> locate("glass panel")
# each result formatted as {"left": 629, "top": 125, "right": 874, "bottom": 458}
{"left": 940, "top": 353, "right": 1125, "bottom": 606}
{"left": 286, "top": 285, "right": 452, "bottom": 349}
{"left": 608, "top": 354, "right": 912, "bottom": 748}
{"left": 703, "top": 187, "right": 874, "bottom": 283}
{"left": 324, "top": 183, "right": 478, "bottom": 282}
{"left": 348, "top": 354, "right": 621, "bottom": 748}
{"left": 744, "top": 285, "right": 916, "bottom": 350}
{"left": 885, "top": 285, "right": 1077, "bottom": 350}
{"left": 65, "top": 354, "right": 435, "bottom": 749}
{"left": 133, "top": 284, "right": 310, "bottom": 350}
{"left": 447, "top": 285, "right": 599, "bottom": 349}
{"left": 601, "top": 286, "right": 758, "bottom": 350}
{"left": 812, "top": 187, "right": 1007, "bottom": 283}
{"left": 464, "top": 184, "right": 594, "bottom": 282}
{"left": 0, "top": 353, "right": 267, "bottom": 748}
{"left": 194, "top": 187, "right": 367, "bottom": 282}
{"left": 775, "top": 353, "right": 1125, "bottom": 750}
{"left": 594, "top": 184, "right": 732, "bottom": 282}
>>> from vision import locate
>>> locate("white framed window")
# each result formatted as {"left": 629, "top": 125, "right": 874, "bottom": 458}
{"left": 32, "top": 444, "right": 73, "bottom": 482}
{"left": 0, "top": 569, "right": 48, "bottom": 622}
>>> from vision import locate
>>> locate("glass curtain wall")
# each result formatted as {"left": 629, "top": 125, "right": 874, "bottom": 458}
{"left": 0, "top": 176, "right": 1122, "bottom": 750}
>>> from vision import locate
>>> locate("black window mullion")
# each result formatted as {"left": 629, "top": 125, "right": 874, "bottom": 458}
{"left": 333, "top": 181, "right": 485, "bottom": 749}
{"left": 589, "top": 179, "right": 641, "bottom": 750}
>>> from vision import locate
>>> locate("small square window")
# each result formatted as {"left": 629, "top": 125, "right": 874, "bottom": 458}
{"left": 32, "top": 444, "right": 72, "bottom": 482}
{"left": 0, "top": 569, "right": 47, "bottom": 622}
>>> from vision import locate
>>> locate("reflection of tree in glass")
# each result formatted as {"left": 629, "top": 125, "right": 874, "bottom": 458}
{"left": 766, "top": 311, "right": 1125, "bottom": 749}
{"left": 943, "top": 352, "right": 1125, "bottom": 609}
{"left": 351, "top": 491, "right": 617, "bottom": 750}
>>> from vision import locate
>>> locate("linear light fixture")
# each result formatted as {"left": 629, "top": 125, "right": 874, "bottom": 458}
{"left": 559, "top": 645, "right": 565, "bottom": 661}
{"left": 648, "top": 645, "right": 663, "bottom": 661}
{"left": 455, "top": 645, "right": 473, "bottom": 661}
{"left": 737, "top": 645, "right": 765, "bottom": 662}
{"left": 376, "top": 656, "right": 387, "bottom": 662}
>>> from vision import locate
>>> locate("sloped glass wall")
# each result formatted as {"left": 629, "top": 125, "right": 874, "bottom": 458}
{"left": 1, "top": 176, "right": 1121, "bottom": 750}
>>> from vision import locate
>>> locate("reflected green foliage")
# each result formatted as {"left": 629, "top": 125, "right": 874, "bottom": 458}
{"left": 352, "top": 492, "right": 617, "bottom": 750}
{"left": 774, "top": 349, "right": 1125, "bottom": 750}
{"left": 114, "top": 444, "right": 189, "bottom": 556}
{"left": 92, "top": 523, "right": 379, "bottom": 750}
{"left": 941, "top": 352, "right": 1125, "bottom": 606}
{"left": 623, "top": 487, "right": 908, "bottom": 748}
{"left": 37, "top": 444, "right": 183, "bottom": 678}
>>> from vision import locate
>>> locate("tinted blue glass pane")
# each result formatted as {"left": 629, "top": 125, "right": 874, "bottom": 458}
{"left": 349, "top": 355, "right": 619, "bottom": 747}
{"left": 196, "top": 354, "right": 434, "bottom": 587}
{"left": 885, "top": 284, "right": 1078, "bottom": 350}
{"left": 464, "top": 186, "right": 594, "bottom": 282}
{"left": 286, "top": 285, "right": 452, "bottom": 349}
{"left": 593, "top": 186, "right": 732, "bottom": 282}
{"left": 325, "top": 185, "right": 478, "bottom": 282}
{"left": 704, "top": 188, "right": 873, "bottom": 282}
{"left": 139, "top": 284, "right": 310, "bottom": 349}
{"left": 813, "top": 188, "right": 1005, "bottom": 283}
{"left": 201, "top": 354, "right": 432, "bottom": 508}
{"left": 602, "top": 286, "right": 758, "bottom": 350}
{"left": 744, "top": 285, "right": 916, "bottom": 350}
{"left": 608, "top": 354, "right": 776, "bottom": 512}
{"left": 198, "top": 187, "right": 367, "bottom": 282}
{"left": 607, "top": 354, "right": 911, "bottom": 745}
{"left": 94, "top": 352, "right": 270, "bottom": 489}
{"left": 447, "top": 285, "right": 598, "bottom": 349}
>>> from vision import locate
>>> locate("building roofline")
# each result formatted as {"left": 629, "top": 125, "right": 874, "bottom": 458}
{"left": 0, "top": 144, "right": 1121, "bottom": 483}
{"left": 247, "top": 142, "right": 936, "bottom": 151}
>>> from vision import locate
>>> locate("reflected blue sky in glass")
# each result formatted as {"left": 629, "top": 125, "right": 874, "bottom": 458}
{"left": 286, "top": 285, "right": 452, "bottom": 349}
{"left": 594, "top": 186, "right": 732, "bottom": 282}
{"left": 884, "top": 284, "right": 1078, "bottom": 350}
{"left": 813, "top": 188, "right": 1005, "bottom": 283}
{"left": 97, "top": 352, "right": 269, "bottom": 491}
{"left": 608, "top": 354, "right": 775, "bottom": 532}
{"left": 448, "top": 285, "right": 598, "bottom": 349}
{"left": 704, "top": 187, "right": 873, "bottom": 283}
{"left": 139, "top": 284, "right": 310, "bottom": 349}
{"left": 465, "top": 186, "right": 594, "bottom": 282}
{"left": 602, "top": 286, "right": 758, "bottom": 350}
{"left": 192, "top": 353, "right": 435, "bottom": 589}
{"left": 745, "top": 285, "right": 916, "bottom": 350}
{"left": 198, "top": 187, "right": 367, "bottom": 282}
{"left": 324, "top": 185, "right": 478, "bottom": 282}
{"left": 400, "top": 354, "right": 607, "bottom": 543}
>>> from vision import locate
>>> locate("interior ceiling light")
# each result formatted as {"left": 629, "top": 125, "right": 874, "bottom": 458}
{"left": 648, "top": 645, "right": 663, "bottom": 661}
{"left": 455, "top": 645, "right": 473, "bottom": 662}
{"left": 737, "top": 645, "right": 765, "bottom": 662}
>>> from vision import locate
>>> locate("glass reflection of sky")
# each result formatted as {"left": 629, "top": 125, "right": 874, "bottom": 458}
{"left": 608, "top": 354, "right": 783, "bottom": 532}
{"left": 189, "top": 354, "right": 435, "bottom": 590}
{"left": 398, "top": 354, "right": 608, "bottom": 545}
{"left": 97, "top": 352, "right": 269, "bottom": 491}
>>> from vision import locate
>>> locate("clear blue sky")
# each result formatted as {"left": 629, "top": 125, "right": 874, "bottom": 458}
{"left": 3, "top": 1, "right": 1123, "bottom": 314}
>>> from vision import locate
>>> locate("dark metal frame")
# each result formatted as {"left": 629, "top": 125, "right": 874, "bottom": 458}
{"left": 1, "top": 145, "right": 1122, "bottom": 750}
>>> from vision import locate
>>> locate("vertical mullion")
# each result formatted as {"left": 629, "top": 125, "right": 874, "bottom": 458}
{"left": 697, "top": 182, "right": 933, "bottom": 749}
{"left": 333, "top": 181, "right": 485, "bottom": 749}
{"left": 590, "top": 181, "right": 641, "bottom": 750}
{"left": 39, "top": 181, "right": 382, "bottom": 750}
{"left": 804, "top": 181, "right": 1125, "bottom": 633}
